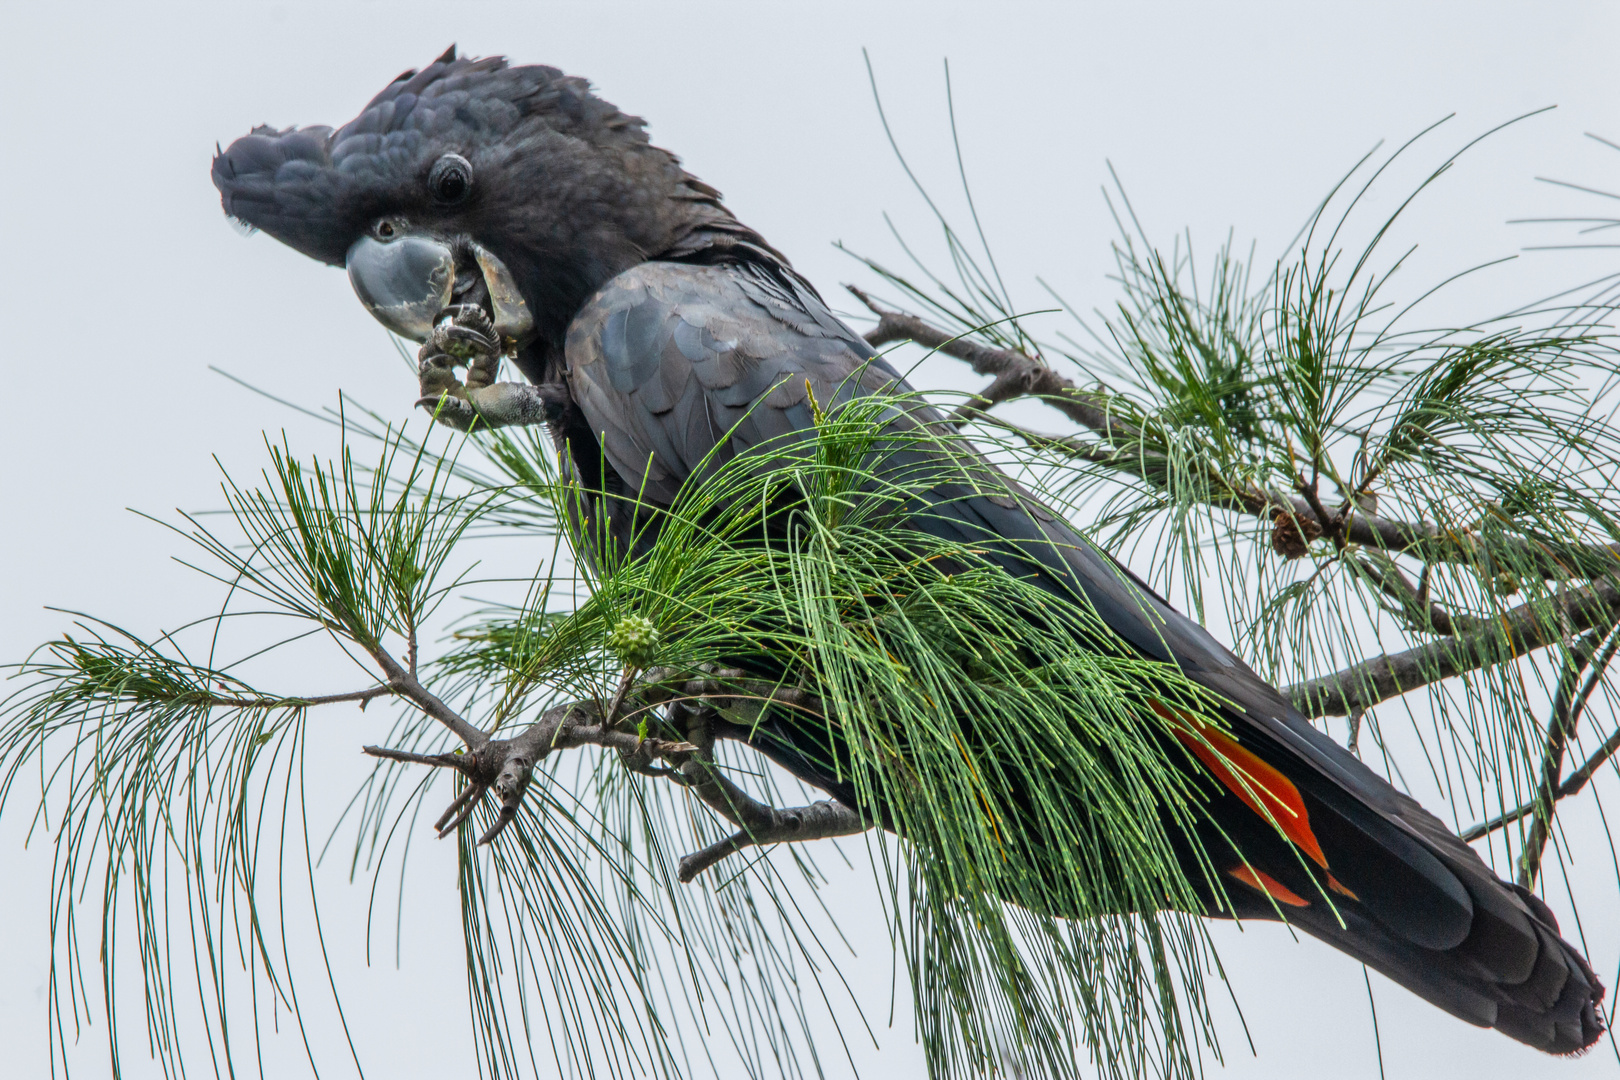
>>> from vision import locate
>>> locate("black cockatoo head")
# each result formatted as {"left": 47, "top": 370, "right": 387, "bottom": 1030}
{"left": 212, "top": 46, "right": 780, "bottom": 359}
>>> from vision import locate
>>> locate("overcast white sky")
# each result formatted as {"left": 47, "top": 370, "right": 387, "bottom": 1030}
{"left": 4, "top": 2, "right": 1620, "bottom": 1077}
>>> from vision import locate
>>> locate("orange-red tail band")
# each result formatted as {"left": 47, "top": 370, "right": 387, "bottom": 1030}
{"left": 1227, "top": 865, "right": 1310, "bottom": 907}
{"left": 1153, "top": 702, "right": 1330, "bottom": 872}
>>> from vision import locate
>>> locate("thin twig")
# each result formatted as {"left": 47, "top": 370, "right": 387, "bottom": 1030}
{"left": 1519, "top": 635, "right": 1600, "bottom": 887}
{"left": 367, "top": 644, "right": 487, "bottom": 747}
{"left": 1297, "top": 476, "right": 1344, "bottom": 549}
{"left": 945, "top": 369, "right": 1040, "bottom": 427}
{"left": 192, "top": 685, "right": 394, "bottom": 710}
{"left": 603, "top": 668, "right": 636, "bottom": 733}
{"left": 1556, "top": 726, "right": 1620, "bottom": 799}
{"left": 1461, "top": 622, "right": 1620, "bottom": 847}
{"left": 1569, "top": 622, "right": 1620, "bottom": 736}
{"left": 1353, "top": 550, "right": 1477, "bottom": 637}
{"left": 1463, "top": 721, "right": 1620, "bottom": 842}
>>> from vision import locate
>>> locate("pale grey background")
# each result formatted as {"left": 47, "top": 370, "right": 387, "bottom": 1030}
{"left": 4, "top": 1, "right": 1620, "bottom": 1076}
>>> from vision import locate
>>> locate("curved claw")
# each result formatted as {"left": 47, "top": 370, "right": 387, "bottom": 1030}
{"left": 418, "top": 392, "right": 480, "bottom": 432}
{"left": 413, "top": 304, "right": 563, "bottom": 432}
{"left": 418, "top": 349, "right": 463, "bottom": 393}
{"left": 425, "top": 304, "right": 500, "bottom": 358}
{"left": 415, "top": 305, "right": 502, "bottom": 430}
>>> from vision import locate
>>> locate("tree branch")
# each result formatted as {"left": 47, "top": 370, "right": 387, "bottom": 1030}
{"left": 360, "top": 669, "right": 868, "bottom": 867}
{"left": 1287, "top": 581, "right": 1620, "bottom": 719}
{"left": 945, "top": 368, "right": 1044, "bottom": 427}
{"left": 853, "top": 289, "right": 1620, "bottom": 579}
{"left": 363, "top": 694, "right": 700, "bottom": 843}
{"left": 676, "top": 795, "right": 867, "bottom": 883}
{"left": 851, "top": 285, "right": 1157, "bottom": 460}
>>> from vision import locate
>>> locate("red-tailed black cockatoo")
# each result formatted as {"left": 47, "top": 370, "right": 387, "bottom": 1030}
{"left": 212, "top": 46, "right": 1605, "bottom": 1054}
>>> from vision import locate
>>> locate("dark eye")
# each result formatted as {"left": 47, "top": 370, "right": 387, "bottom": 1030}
{"left": 373, "top": 218, "right": 401, "bottom": 240}
{"left": 429, "top": 153, "right": 473, "bottom": 204}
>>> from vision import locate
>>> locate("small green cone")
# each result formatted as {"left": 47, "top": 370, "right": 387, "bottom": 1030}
{"left": 608, "top": 614, "right": 661, "bottom": 670}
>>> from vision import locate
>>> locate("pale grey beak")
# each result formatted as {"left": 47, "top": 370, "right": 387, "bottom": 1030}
{"left": 346, "top": 234, "right": 534, "bottom": 346}
{"left": 346, "top": 234, "right": 454, "bottom": 341}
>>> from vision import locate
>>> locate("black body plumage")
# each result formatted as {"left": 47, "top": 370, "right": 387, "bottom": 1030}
{"left": 213, "top": 47, "right": 1606, "bottom": 1054}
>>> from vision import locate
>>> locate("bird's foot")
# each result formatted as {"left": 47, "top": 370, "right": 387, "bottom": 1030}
{"left": 363, "top": 737, "right": 535, "bottom": 845}
{"left": 417, "top": 305, "right": 500, "bottom": 431}
{"left": 416, "top": 305, "right": 563, "bottom": 431}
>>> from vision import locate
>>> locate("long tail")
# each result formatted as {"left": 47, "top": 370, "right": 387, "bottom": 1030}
{"left": 1182, "top": 706, "right": 1607, "bottom": 1055}
{"left": 1280, "top": 879, "right": 1605, "bottom": 1053}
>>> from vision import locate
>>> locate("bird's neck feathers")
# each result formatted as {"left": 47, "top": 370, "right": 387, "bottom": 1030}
{"left": 654, "top": 166, "right": 792, "bottom": 268}
{"left": 505, "top": 138, "right": 794, "bottom": 360}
